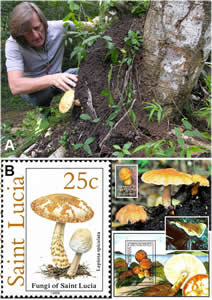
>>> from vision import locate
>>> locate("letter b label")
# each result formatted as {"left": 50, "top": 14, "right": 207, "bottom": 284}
{"left": 5, "top": 165, "right": 14, "bottom": 176}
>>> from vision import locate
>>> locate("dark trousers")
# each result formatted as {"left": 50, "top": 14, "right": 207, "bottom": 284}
{"left": 20, "top": 68, "right": 78, "bottom": 107}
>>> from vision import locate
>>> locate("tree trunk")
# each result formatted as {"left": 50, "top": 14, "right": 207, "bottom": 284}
{"left": 141, "top": 0, "right": 211, "bottom": 118}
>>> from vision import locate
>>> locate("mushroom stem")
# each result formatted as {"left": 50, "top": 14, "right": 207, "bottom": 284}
{"left": 67, "top": 253, "right": 82, "bottom": 277}
{"left": 51, "top": 222, "right": 69, "bottom": 268}
{"left": 167, "top": 272, "right": 188, "bottom": 296}
{"left": 192, "top": 182, "right": 199, "bottom": 196}
{"left": 162, "top": 185, "right": 172, "bottom": 208}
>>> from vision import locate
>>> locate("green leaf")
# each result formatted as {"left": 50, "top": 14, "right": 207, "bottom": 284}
{"left": 80, "top": 114, "right": 91, "bottom": 121}
{"left": 177, "top": 137, "right": 185, "bottom": 148}
{"left": 84, "top": 137, "right": 96, "bottom": 145}
{"left": 108, "top": 111, "right": 118, "bottom": 121}
{"left": 72, "top": 144, "right": 83, "bottom": 150}
{"left": 103, "top": 35, "right": 112, "bottom": 42}
{"left": 122, "top": 149, "right": 131, "bottom": 155}
{"left": 175, "top": 127, "right": 182, "bottom": 138}
{"left": 113, "top": 151, "right": 122, "bottom": 157}
{"left": 123, "top": 142, "right": 132, "bottom": 150}
{"left": 184, "top": 130, "right": 205, "bottom": 138}
{"left": 83, "top": 144, "right": 92, "bottom": 155}
{"left": 111, "top": 49, "right": 119, "bottom": 63}
{"left": 113, "top": 145, "right": 121, "bottom": 150}
{"left": 92, "top": 118, "right": 101, "bottom": 123}
{"left": 82, "top": 35, "right": 101, "bottom": 46}
{"left": 101, "top": 89, "right": 110, "bottom": 96}
{"left": 108, "top": 64, "right": 113, "bottom": 88}
{"left": 108, "top": 93, "right": 114, "bottom": 106}
{"left": 182, "top": 119, "right": 192, "bottom": 130}
{"left": 129, "top": 108, "right": 136, "bottom": 124}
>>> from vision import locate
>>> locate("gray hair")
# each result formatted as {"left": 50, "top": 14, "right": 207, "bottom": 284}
{"left": 9, "top": 2, "right": 48, "bottom": 47}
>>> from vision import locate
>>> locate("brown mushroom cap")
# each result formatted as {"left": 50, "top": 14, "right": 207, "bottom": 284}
{"left": 115, "top": 203, "right": 148, "bottom": 224}
{"left": 59, "top": 89, "right": 75, "bottom": 113}
{"left": 119, "top": 168, "right": 132, "bottom": 181}
{"left": 142, "top": 168, "right": 193, "bottom": 186}
{"left": 170, "top": 221, "right": 206, "bottom": 238}
{"left": 31, "top": 193, "right": 94, "bottom": 223}
{"left": 192, "top": 174, "right": 209, "bottom": 186}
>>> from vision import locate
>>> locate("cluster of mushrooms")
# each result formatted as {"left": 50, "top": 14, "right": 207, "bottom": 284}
{"left": 31, "top": 193, "right": 94, "bottom": 277}
{"left": 115, "top": 168, "right": 209, "bottom": 225}
{"left": 114, "top": 249, "right": 152, "bottom": 280}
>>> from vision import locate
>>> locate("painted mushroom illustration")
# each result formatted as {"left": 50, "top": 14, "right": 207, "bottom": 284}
{"left": 164, "top": 254, "right": 207, "bottom": 292}
{"left": 67, "top": 228, "right": 93, "bottom": 277}
{"left": 59, "top": 89, "right": 81, "bottom": 113}
{"left": 115, "top": 203, "right": 149, "bottom": 225}
{"left": 141, "top": 168, "right": 193, "bottom": 208}
{"left": 119, "top": 168, "right": 132, "bottom": 185}
{"left": 183, "top": 274, "right": 209, "bottom": 296}
{"left": 31, "top": 194, "right": 94, "bottom": 268}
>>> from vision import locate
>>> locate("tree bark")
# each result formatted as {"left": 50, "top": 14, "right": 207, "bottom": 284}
{"left": 141, "top": 0, "right": 211, "bottom": 118}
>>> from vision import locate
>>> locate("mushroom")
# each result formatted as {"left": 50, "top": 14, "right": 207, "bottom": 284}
{"left": 59, "top": 89, "right": 81, "bottom": 113}
{"left": 164, "top": 253, "right": 207, "bottom": 290}
{"left": 141, "top": 168, "right": 193, "bottom": 208}
{"left": 139, "top": 258, "right": 152, "bottom": 270}
{"left": 31, "top": 194, "right": 93, "bottom": 268}
{"left": 115, "top": 203, "right": 149, "bottom": 225}
{"left": 135, "top": 249, "right": 147, "bottom": 262}
{"left": 119, "top": 168, "right": 132, "bottom": 185}
{"left": 67, "top": 228, "right": 92, "bottom": 277}
{"left": 191, "top": 174, "right": 209, "bottom": 196}
{"left": 183, "top": 274, "right": 209, "bottom": 296}
{"left": 170, "top": 221, "right": 206, "bottom": 238}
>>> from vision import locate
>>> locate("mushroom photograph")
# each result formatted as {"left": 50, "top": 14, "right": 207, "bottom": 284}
{"left": 112, "top": 160, "right": 211, "bottom": 231}
{"left": 166, "top": 217, "right": 208, "bottom": 250}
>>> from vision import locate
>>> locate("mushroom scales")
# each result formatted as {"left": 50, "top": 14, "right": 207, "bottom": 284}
{"left": 142, "top": 168, "right": 193, "bottom": 208}
{"left": 31, "top": 193, "right": 94, "bottom": 268}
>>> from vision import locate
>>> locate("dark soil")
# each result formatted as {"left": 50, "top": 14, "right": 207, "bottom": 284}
{"left": 66, "top": 15, "right": 171, "bottom": 157}
{"left": 112, "top": 182, "right": 211, "bottom": 231}
{"left": 13, "top": 15, "right": 210, "bottom": 158}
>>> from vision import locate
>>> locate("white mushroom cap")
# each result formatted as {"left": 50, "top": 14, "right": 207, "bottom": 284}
{"left": 69, "top": 228, "right": 93, "bottom": 254}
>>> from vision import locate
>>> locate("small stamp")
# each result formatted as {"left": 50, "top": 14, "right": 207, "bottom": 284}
{"left": 1, "top": 160, "right": 111, "bottom": 297}
{"left": 115, "top": 165, "right": 138, "bottom": 198}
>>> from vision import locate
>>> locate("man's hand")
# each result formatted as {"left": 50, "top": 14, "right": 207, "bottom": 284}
{"left": 50, "top": 73, "right": 78, "bottom": 91}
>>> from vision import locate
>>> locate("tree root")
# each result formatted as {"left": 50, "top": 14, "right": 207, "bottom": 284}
{"left": 86, "top": 82, "right": 97, "bottom": 119}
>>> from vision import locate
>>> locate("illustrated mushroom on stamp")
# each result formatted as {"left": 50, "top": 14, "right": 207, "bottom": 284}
{"left": 2, "top": 160, "right": 110, "bottom": 297}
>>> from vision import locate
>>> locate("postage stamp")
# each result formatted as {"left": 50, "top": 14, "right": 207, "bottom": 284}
{"left": 115, "top": 165, "right": 138, "bottom": 198}
{"left": 1, "top": 160, "right": 111, "bottom": 297}
{"left": 113, "top": 232, "right": 209, "bottom": 297}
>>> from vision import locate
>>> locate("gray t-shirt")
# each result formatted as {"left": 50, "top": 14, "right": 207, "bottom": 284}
{"left": 5, "top": 20, "right": 75, "bottom": 77}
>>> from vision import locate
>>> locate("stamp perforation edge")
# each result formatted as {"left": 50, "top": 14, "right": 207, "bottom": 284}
{"left": 1, "top": 159, "right": 112, "bottom": 298}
